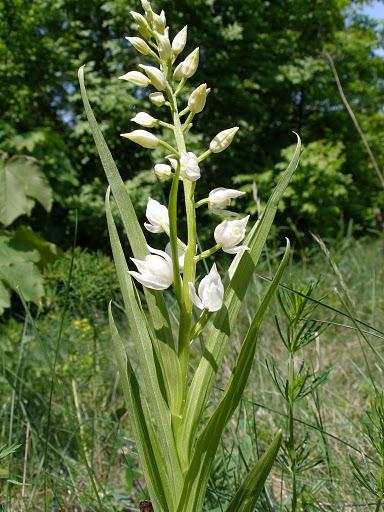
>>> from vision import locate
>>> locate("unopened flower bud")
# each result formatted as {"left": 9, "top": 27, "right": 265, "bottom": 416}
{"left": 188, "top": 264, "right": 224, "bottom": 312}
{"left": 156, "top": 28, "right": 172, "bottom": 60}
{"left": 131, "top": 112, "right": 157, "bottom": 128}
{"left": 130, "top": 11, "right": 151, "bottom": 39}
{"left": 181, "top": 48, "right": 199, "bottom": 78}
{"left": 139, "top": 64, "right": 167, "bottom": 91}
{"left": 173, "top": 62, "right": 184, "bottom": 81}
{"left": 125, "top": 36, "right": 151, "bottom": 55}
{"left": 172, "top": 26, "right": 187, "bottom": 56}
{"left": 153, "top": 10, "right": 166, "bottom": 34}
{"left": 154, "top": 163, "right": 172, "bottom": 180}
{"left": 118, "top": 71, "right": 150, "bottom": 87}
{"left": 149, "top": 92, "right": 166, "bottom": 106}
{"left": 209, "top": 127, "right": 239, "bottom": 153}
{"left": 121, "top": 130, "right": 159, "bottom": 149}
{"left": 188, "top": 83, "right": 208, "bottom": 114}
{"left": 141, "top": 0, "right": 152, "bottom": 12}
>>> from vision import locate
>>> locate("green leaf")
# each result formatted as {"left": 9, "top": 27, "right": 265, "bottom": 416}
{"left": 78, "top": 66, "right": 182, "bottom": 414}
{"left": 177, "top": 241, "right": 290, "bottom": 511}
{"left": 10, "top": 225, "right": 60, "bottom": 268}
{"left": 0, "top": 151, "right": 53, "bottom": 226}
{"left": 225, "top": 431, "right": 282, "bottom": 512}
{"left": 180, "top": 136, "right": 301, "bottom": 462}
{"left": 108, "top": 304, "right": 171, "bottom": 512}
{"left": 105, "top": 189, "right": 183, "bottom": 505}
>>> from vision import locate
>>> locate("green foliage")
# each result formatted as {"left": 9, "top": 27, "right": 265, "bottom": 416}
{"left": 0, "top": 150, "right": 52, "bottom": 226}
{"left": 235, "top": 140, "right": 352, "bottom": 235}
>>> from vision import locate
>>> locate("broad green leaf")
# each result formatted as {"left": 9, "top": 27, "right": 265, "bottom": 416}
{"left": 78, "top": 66, "right": 183, "bottom": 414}
{"left": 0, "top": 151, "right": 53, "bottom": 226}
{"left": 177, "top": 241, "right": 290, "bottom": 511}
{"left": 180, "top": 136, "right": 300, "bottom": 463}
{"left": 108, "top": 304, "right": 171, "bottom": 511}
{"left": 105, "top": 189, "right": 183, "bottom": 504}
{"left": 10, "top": 225, "right": 60, "bottom": 268}
{"left": 225, "top": 431, "right": 282, "bottom": 512}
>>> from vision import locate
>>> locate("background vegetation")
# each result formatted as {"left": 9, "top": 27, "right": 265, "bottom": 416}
{"left": 1, "top": 0, "right": 384, "bottom": 509}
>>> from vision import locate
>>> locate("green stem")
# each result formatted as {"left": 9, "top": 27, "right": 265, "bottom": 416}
{"left": 194, "top": 243, "right": 221, "bottom": 262}
{"left": 287, "top": 352, "right": 297, "bottom": 512}
{"left": 182, "top": 112, "right": 195, "bottom": 132}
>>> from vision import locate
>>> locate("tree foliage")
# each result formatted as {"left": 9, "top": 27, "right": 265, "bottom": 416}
{"left": 1, "top": 0, "right": 384, "bottom": 247}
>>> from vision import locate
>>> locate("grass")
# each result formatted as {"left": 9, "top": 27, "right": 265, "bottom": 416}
{"left": 0, "top": 234, "right": 383, "bottom": 510}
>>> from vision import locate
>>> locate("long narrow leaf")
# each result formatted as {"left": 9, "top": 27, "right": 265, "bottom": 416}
{"left": 78, "top": 66, "right": 182, "bottom": 413}
{"left": 180, "top": 136, "right": 300, "bottom": 460}
{"left": 105, "top": 189, "right": 183, "bottom": 503}
{"left": 225, "top": 431, "right": 282, "bottom": 512}
{"left": 177, "top": 241, "right": 290, "bottom": 511}
{"left": 108, "top": 305, "right": 171, "bottom": 511}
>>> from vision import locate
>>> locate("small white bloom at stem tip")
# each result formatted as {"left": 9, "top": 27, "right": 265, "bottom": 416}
{"left": 130, "top": 245, "right": 173, "bottom": 290}
{"left": 144, "top": 197, "right": 169, "bottom": 233}
{"left": 118, "top": 71, "right": 150, "bottom": 87}
{"left": 214, "top": 216, "right": 250, "bottom": 254}
{"left": 120, "top": 130, "right": 159, "bottom": 149}
{"left": 131, "top": 112, "right": 157, "bottom": 128}
{"left": 172, "top": 25, "right": 187, "bottom": 56}
{"left": 188, "top": 264, "right": 224, "bottom": 312}
{"left": 154, "top": 163, "right": 172, "bottom": 180}
{"left": 188, "top": 83, "right": 208, "bottom": 114}
{"left": 130, "top": 11, "right": 151, "bottom": 39}
{"left": 153, "top": 10, "right": 166, "bottom": 34}
{"left": 208, "top": 188, "right": 245, "bottom": 210}
{"left": 180, "top": 152, "right": 201, "bottom": 181}
{"left": 139, "top": 64, "right": 167, "bottom": 91}
{"left": 209, "top": 127, "right": 239, "bottom": 153}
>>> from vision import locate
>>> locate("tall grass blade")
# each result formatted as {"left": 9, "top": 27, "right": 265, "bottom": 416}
{"left": 225, "top": 431, "right": 282, "bottom": 512}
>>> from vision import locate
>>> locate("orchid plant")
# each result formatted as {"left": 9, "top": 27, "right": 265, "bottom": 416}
{"left": 78, "top": 1, "right": 301, "bottom": 510}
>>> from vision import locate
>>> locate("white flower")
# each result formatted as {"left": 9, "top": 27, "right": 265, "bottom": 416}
{"left": 209, "top": 127, "right": 239, "bottom": 153}
{"left": 156, "top": 28, "right": 172, "bottom": 60}
{"left": 118, "top": 71, "right": 150, "bottom": 86}
{"left": 180, "top": 152, "right": 201, "bottom": 181}
{"left": 130, "top": 245, "right": 173, "bottom": 290}
{"left": 131, "top": 112, "right": 157, "bottom": 128}
{"left": 208, "top": 188, "right": 245, "bottom": 211}
{"left": 188, "top": 264, "right": 224, "bottom": 312}
{"left": 154, "top": 163, "right": 172, "bottom": 180}
{"left": 120, "top": 130, "right": 159, "bottom": 149}
{"left": 181, "top": 48, "right": 199, "bottom": 78}
{"left": 214, "top": 216, "right": 250, "bottom": 254}
{"left": 144, "top": 198, "right": 169, "bottom": 233}
{"left": 165, "top": 242, "right": 185, "bottom": 272}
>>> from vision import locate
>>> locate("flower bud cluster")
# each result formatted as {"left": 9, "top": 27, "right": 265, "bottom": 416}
{"left": 118, "top": 1, "right": 248, "bottom": 315}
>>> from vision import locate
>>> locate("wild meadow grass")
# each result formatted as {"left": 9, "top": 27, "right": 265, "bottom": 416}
{"left": 0, "top": 235, "right": 383, "bottom": 510}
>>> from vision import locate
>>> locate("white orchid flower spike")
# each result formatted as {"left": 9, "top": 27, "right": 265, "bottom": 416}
{"left": 180, "top": 151, "right": 201, "bottom": 181}
{"left": 144, "top": 197, "right": 169, "bottom": 233}
{"left": 214, "top": 216, "right": 250, "bottom": 254}
{"left": 129, "top": 245, "right": 173, "bottom": 290}
{"left": 188, "top": 263, "right": 224, "bottom": 312}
